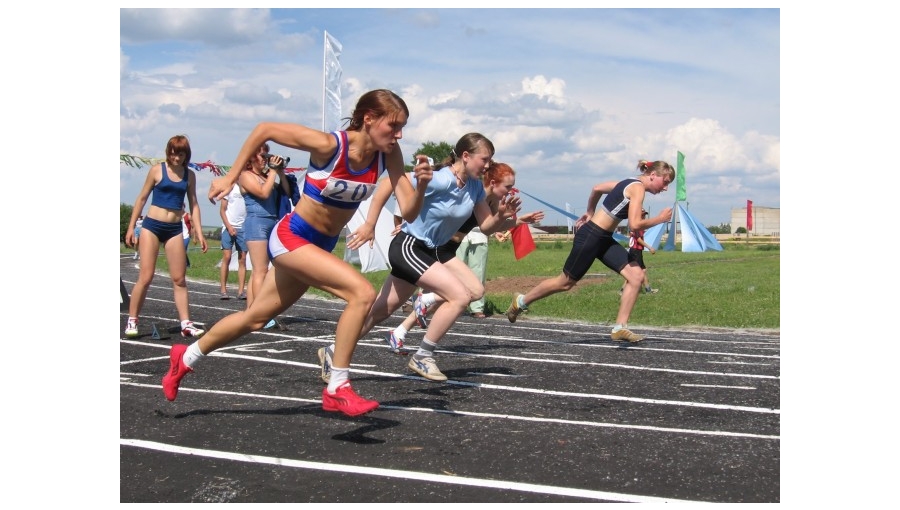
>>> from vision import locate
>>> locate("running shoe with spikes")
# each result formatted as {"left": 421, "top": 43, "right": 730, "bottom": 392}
{"left": 611, "top": 328, "right": 645, "bottom": 343}
{"left": 383, "top": 330, "right": 405, "bottom": 354}
{"left": 408, "top": 357, "right": 448, "bottom": 382}
{"left": 162, "top": 344, "right": 193, "bottom": 401}
{"left": 413, "top": 293, "right": 429, "bottom": 329}
{"left": 321, "top": 382, "right": 379, "bottom": 416}
{"left": 181, "top": 321, "right": 205, "bottom": 338}
{"left": 317, "top": 346, "right": 333, "bottom": 383}
{"left": 506, "top": 294, "right": 527, "bottom": 323}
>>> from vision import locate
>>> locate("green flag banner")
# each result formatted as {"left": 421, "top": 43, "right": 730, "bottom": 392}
{"left": 676, "top": 151, "right": 687, "bottom": 202}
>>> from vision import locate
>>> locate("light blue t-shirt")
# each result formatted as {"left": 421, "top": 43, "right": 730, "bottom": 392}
{"left": 402, "top": 167, "right": 486, "bottom": 248}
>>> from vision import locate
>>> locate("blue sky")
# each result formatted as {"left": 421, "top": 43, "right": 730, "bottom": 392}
{"left": 120, "top": 7, "right": 779, "bottom": 230}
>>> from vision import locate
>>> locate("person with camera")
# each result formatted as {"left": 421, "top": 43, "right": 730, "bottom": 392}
{"left": 162, "top": 89, "right": 430, "bottom": 416}
{"left": 238, "top": 143, "right": 291, "bottom": 311}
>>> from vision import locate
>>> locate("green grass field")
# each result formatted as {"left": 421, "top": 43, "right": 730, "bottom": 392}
{"left": 125, "top": 238, "right": 779, "bottom": 331}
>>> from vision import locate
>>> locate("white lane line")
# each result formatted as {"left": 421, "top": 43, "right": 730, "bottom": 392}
{"left": 122, "top": 337, "right": 779, "bottom": 380}
{"left": 681, "top": 384, "right": 756, "bottom": 390}
{"left": 121, "top": 438, "right": 703, "bottom": 503}
{"left": 122, "top": 382, "right": 778, "bottom": 439}
{"left": 708, "top": 361, "right": 772, "bottom": 366}
{"left": 121, "top": 347, "right": 779, "bottom": 414}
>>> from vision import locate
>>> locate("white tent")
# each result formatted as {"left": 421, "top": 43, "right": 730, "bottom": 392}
{"left": 644, "top": 202, "right": 722, "bottom": 252}
{"left": 341, "top": 194, "right": 395, "bottom": 272}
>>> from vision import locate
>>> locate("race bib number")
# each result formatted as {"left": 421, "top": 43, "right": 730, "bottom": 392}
{"left": 322, "top": 177, "right": 377, "bottom": 203}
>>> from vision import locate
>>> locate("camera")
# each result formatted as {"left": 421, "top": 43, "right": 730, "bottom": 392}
{"left": 262, "top": 153, "right": 290, "bottom": 170}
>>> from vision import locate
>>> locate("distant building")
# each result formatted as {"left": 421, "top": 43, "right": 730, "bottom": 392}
{"left": 731, "top": 206, "right": 779, "bottom": 236}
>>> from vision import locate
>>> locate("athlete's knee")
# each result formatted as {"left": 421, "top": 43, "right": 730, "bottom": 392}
{"left": 557, "top": 274, "right": 577, "bottom": 292}
{"left": 349, "top": 283, "right": 377, "bottom": 310}
{"left": 468, "top": 282, "right": 485, "bottom": 302}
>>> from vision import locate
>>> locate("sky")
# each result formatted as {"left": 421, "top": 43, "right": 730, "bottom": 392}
{"left": 119, "top": 7, "right": 779, "bottom": 231}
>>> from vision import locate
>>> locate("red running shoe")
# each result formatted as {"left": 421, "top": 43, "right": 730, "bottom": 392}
{"left": 322, "top": 382, "right": 379, "bottom": 416}
{"left": 162, "top": 344, "right": 193, "bottom": 401}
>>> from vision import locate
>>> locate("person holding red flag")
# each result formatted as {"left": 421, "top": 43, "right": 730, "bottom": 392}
{"left": 506, "top": 160, "right": 674, "bottom": 343}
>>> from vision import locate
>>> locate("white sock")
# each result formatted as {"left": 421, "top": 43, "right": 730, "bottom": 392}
{"left": 327, "top": 368, "right": 350, "bottom": 393}
{"left": 419, "top": 292, "right": 437, "bottom": 308}
{"left": 414, "top": 339, "right": 438, "bottom": 360}
{"left": 611, "top": 324, "right": 624, "bottom": 333}
{"left": 183, "top": 342, "right": 205, "bottom": 368}
{"left": 394, "top": 324, "right": 409, "bottom": 341}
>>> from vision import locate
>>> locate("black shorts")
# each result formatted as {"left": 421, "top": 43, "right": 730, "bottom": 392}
{"left": 389, "top": 231, "right": 459, "bottom": 285}
{"left": 628, "top": 247, "right": 646, "bottom": 269}
{"left": 562, "top": 222, "right": 631, "bottom": 281}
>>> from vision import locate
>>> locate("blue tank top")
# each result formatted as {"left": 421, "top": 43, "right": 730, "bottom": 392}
{"left": 150, "top": 162, "right": 189, "bottom": 210}
{"left": 601, "top": 178, "right": 640, "bottom": 220}
{"left": 243, "top": 173, "right": 280, "bottom": 219}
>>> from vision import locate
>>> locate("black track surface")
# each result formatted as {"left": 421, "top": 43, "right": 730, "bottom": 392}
{"left": 120, "top": 255, "right": 779, "bottom": 503}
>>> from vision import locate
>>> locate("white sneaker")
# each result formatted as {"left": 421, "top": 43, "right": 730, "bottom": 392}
{"left": 181, "top": 321, "right": 205, "bottom": 338}
{"left": 124, "top": 318, "right": 138, "bottom": 338}
{"left": 317, "top": 346, "right": 333, "bottom": 383}
{"left": 408, "top": 357, "right": 447, "bottom": 381}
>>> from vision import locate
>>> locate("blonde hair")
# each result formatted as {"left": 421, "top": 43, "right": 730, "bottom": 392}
{"left": 637, "top": 160, "right": 675, "bottom": 182}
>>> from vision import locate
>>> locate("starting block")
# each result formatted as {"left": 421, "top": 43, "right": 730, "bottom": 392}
{"left": 120, "top": 279, "right": 130, "bottom": 311}
{"left": 151, "top": 323, "right": 171, "bottom": 340}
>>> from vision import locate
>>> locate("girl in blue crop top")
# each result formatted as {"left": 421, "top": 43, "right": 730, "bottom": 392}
{"left": 124, "top": 135, "right": 208, "bottom": 340}
{"left": 505, "top": 160, "right": 675, "bottom": 343}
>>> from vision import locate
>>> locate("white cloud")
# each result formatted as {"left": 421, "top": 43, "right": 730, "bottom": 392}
{"left": 120, "top": 8, "right": 779, "bottom": 228}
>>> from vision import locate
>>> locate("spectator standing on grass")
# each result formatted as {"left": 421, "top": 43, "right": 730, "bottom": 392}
{"left": 327, "top": 133, "right": 519, "bottom": 383}
{"left": 132, "top": 215, "right": 143, "bottom": 261}
{"left": 506, "top": 160, "right": 674, "bottom": 343}
{"left": 620, "top": 209, "right": 658, "bottom": 295}
{"left": 219, "top": 183, "right": 248, "bottom": 300}
{"left": 123, "top": 134, "right": 208, "bottom": 339}
{"left": 161, "top": 89, "right": 429, "bottom": 417}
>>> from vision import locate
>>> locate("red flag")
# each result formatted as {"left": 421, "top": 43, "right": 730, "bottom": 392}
{"left": 510, "top": 224, "right": 536, "bottom": 260}
{"left": 747, "top": 200, "right": 753, "bottom": 231}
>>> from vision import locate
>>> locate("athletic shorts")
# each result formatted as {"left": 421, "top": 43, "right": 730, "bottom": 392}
{"left": 562, "top": 221, "right": 631, "bottom": 281}
{"left": 269, "top": 212, "right": 340, "bottom": 258}
{"left": 628, "top": 247, "right": 646, "bottom": 269}
{"left": 140, "top": 217, "right": 183, "bottom": 244}
{"left": 436, "top": 239, "right": 462, "bottom": 263}
{"left": 244, "top": 214, "right": 278, "bottom": 242}
{"left": 221, "top": 226, "right": 248, "bottom": 253}
{"left": 388, "top": 231, "right": 449, "bottom": 285}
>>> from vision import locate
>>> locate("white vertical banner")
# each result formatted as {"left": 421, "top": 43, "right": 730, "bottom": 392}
{"left": 323, "top": 31, "right": 343, "bottom": 132}
{"left": 565, "top": 202, "right": 573, "bottom": 233}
